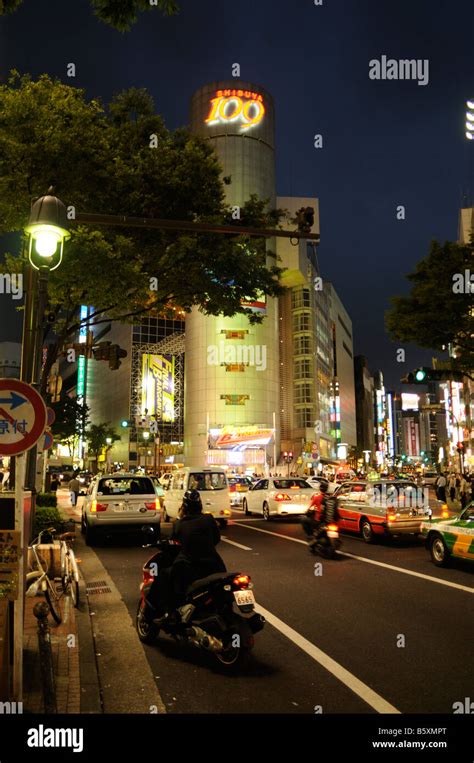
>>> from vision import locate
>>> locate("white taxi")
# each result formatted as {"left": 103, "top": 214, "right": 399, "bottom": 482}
{"left": 241, "top": 477, "right": 316, "bottom": 520}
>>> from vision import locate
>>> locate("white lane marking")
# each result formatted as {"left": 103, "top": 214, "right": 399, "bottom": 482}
{"left": 235, "top": 523, "right": 474, "bottom": 594}
{"left": 256, "top": 603, "right": 400, "bottom": 714}
{"left": 221, "top": 536, "right": 252, "bottom": 551}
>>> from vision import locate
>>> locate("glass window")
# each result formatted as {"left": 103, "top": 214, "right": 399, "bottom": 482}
{"left": 188, "top": 472, "right": 227, "bottom": 491}
{"left": 294, "top": 358, "right": 313, "bottom": 380}
{"left": 97, "top": 477, "right": 154, "bottom": 495}
{"left": 273, "top": 479, "right": 311, "bottom": 489}
{"left": 295, "top": 407, "right": 314, "bottom": 428}
{"left": 294, "top": 383, "right": 313, "bottom": 403}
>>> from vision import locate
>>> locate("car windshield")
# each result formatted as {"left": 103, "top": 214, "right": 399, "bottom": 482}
{"left": 273, "top": 479, "right": 310, "bottom": 489}
{"left": 97, "top": 477, "right": 155, "bottom": 496}
{"left": 460, "top": 508, "right": 474, "bottom": 522}
{"left": 188, "top": 473, "right": 227, "bottom": 491}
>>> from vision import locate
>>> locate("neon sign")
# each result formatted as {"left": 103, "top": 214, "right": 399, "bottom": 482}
{"left": 205, "top": 89, "right": 265, "bottom": 132}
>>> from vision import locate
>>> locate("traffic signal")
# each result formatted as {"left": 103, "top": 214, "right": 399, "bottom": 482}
{"left": 108, "top": 344, "right": 127, "bottom": 370}
{"left": 92, "top": 341, "right": 112, "bottom": 361}
{"left": 401, "top": 367, "right": 465, "bottom": 384}
{"left": 295, "top": 206, "right": 315, "bottom": 233}
{"left": 457, "top": 442, "right": 465, "bottom": 453}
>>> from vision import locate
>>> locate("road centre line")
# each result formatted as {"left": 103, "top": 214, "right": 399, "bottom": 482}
{"left": 235, "top": 523, "right": 474, "bottom": 594}
{"left": 221, "top": 537, "right": 252, "bottom": 551}
{"left": 256, "top": 603, "right": 400, "bottom": 714}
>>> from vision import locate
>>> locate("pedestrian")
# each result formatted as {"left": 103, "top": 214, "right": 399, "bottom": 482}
{"left": 68, "top": 475, "right": 80, "bottom": 507}
{"left": 50, "top": 476, "right": 60, "bottom": 493}
{"left": 448, "top": 473, "right": 457, "bottom": 502}
{"left": 436, "top": 472, "right": 447, "bottom": 503}
{"left": 459, "top": 474, "right": 471, "bottom": 510}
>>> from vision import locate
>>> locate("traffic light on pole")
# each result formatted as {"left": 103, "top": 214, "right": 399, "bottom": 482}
{"left": 401, "top": 367, "right": 465, "bottom": 384}
{"left": 108, "top": 344, "right": 127, "bottom": 370}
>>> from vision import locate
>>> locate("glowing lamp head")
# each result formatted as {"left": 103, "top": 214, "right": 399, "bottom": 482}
{"left": 25, "top": 192, "right": 70, "bottom": 270}
{"left": 415, "top": 369, "right": 427, "bottom": 382}
{"left": 32, "top": 225, "right": 62, "bottom": 257}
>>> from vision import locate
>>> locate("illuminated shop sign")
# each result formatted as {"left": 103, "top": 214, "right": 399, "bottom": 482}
{"left": 208, "top": 426, "right": 274, "bottom": 449}
{"left": 141, "top": 354, "right": 175, "bottom": 422}
{"left": 205, "top": 89, "right": 265, "bottom": 132}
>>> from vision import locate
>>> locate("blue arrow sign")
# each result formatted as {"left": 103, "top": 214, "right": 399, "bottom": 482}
{"left": 0, "top": 393, "right": 27, "bottom": 410}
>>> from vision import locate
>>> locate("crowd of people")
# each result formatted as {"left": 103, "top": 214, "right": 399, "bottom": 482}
{"left": 434, "top": 472, "right": 472, "bottom": 508}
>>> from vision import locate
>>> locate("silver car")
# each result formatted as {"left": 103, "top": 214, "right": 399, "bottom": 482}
{"left": 81, "top": 473, "right": 161, "bottom": 545}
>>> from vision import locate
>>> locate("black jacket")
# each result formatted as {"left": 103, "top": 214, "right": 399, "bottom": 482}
{"left": 171, "top": 513, "right": 226, "bottom": 573}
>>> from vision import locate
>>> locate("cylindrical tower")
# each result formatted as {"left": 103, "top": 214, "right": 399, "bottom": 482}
{"left": 185, "top": 81, "right": 280, "bottom": 470}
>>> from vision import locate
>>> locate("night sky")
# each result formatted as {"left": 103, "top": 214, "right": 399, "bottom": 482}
{"left": 0, "top": 0, "right": 473, "bottom": 389}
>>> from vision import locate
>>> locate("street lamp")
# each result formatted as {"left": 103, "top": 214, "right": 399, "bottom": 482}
{"left": 25, "top": 192, "right": 70, "bottom": 271}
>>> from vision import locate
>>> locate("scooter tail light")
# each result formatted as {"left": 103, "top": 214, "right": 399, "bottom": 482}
{"left": 233, "top": 574, "right": 251, "bottom": 589}
{"left": 142, "top": 569, "right": 155, "bottom": 586}
{"left": 327, "top": 524, "right": 338, "bottom": 532}
{"left": 386, "top": 513, "right": 397, "bottom": 521}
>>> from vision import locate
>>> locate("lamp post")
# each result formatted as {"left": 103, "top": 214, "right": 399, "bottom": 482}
{"left": 143, "top": 431, "right": 150, "bottom": 473}
{"left": 21, "top": 191, "right": 70, "bottom": 531}
{"left": 283, "top": 450, "right": 293, "bottom": 477}
{"left": 105, "top": 437, "right": 112, "bottom": 472}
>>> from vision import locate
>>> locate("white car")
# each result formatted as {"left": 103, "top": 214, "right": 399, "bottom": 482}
{"left": 241, "top": 477, "right": 316, "bottom": 520}
{"left": 81, "top": 473, "right": 161, "bottom": 545}
{"left": 305, "top": 476, "right": 338, "bottom": 494}
{"left": 163, "top": 467, "right": 232, "bottom": 525}
{"left": 421, "top": 471, "right": 438, "bottom": 487}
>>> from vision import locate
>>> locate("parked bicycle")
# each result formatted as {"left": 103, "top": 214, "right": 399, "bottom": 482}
{"left": 26, "top": 526, "right": 81, "bottom": 622}
{"left": 26, "top": 527, "right": 63, "bottom": 624}
{"left": 59, "top": 531, "right": 80, "bottom": 607}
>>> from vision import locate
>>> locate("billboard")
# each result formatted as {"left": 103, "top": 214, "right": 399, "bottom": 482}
{"left": 208, "top": 425, "right": 274, "bottom": 449}
{"left": 141, "top": 354, "right": 175, "bottom": 422}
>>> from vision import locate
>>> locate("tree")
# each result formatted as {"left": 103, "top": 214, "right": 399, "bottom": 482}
{"left": 0, "top": 74, "right": 285, "bottom": 394}
{"left": 0, "top": 0, "right": 179, "bottom": 31}
{"left": 385, "top": 238, "right": 474, "bottom": 377}
{"left": 85, "top": 423, "right": 120, "bottom": 471}
{"left": 50, "top": 397, "right": 90, "bottom": 458}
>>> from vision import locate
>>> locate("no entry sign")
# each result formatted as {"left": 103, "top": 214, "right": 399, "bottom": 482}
{"left": 0, "top": 379, "right": 47, "bottom": 457}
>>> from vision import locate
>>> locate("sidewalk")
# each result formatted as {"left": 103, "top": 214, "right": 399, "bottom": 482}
{"left": 23, "top": 489, "right": 166, "bottom": 714}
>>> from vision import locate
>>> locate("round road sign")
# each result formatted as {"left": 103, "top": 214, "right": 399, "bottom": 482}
{"left": 0, "top": 379, "right": 47, "bottom": 457}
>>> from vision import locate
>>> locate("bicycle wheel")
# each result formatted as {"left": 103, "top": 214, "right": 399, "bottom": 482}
{"left": 44, "top": 580, "right": 62, "bottom": 624}
{"left": 71, "top": 578, "right": 80, "bottom": 607}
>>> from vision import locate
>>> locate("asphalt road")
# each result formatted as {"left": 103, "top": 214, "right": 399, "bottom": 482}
{"left": 89, "top": 509, "right": 474, "bottom": 715}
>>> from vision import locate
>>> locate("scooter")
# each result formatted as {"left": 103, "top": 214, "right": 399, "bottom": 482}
{"left": 136, "top": 529, "right": 265, "bottom": 671}
{"left": 309, "top": 522, "right": 341, "bottom": 559}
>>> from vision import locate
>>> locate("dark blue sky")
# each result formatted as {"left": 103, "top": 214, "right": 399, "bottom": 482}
{"left": 1, "top": 0, "right": 473, "bottom": 388}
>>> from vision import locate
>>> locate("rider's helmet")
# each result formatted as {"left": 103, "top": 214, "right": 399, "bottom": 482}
{"left": 319, "top": 481, "right": 329, "bottom": 493}
{"left": 181, "top": 489, "right": 203, "bottom": 516}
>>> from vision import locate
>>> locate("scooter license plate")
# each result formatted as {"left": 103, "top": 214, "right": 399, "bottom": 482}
{"left": 327, "top": 530, "right": 339, "bottom": 538}
{"left": 234, "top": 590, "right": 255, "bottom": 607}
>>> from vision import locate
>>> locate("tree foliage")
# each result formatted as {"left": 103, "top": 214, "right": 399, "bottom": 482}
{"left": 51, "top": 396, "right": 89, "bottom": 443}
{"left": 85, "top": 423, "right": 120, "bottom": 469}
{"left": 0, "top": 0, "right": 178, "bottom": 31}
{"left": 0, "top": 73, "right": 286, "bottom": 392}
{"left": 385, "top": 238, "right": 474, "bottom": 375}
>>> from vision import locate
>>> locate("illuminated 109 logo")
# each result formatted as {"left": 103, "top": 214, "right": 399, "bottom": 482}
{"left": 205, "top": 89, "right": 265, "bottom": 132}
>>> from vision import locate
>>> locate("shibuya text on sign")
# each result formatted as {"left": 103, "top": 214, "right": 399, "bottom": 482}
{"left": 205, "top": 89, "right": 265, "bottom": 132}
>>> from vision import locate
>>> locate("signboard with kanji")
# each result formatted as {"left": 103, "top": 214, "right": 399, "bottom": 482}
{"left": 0, "top": 379, "right": 47, "bottom": 457}
{"left": 0, "top": 530, "right": 21, "bottom": 600}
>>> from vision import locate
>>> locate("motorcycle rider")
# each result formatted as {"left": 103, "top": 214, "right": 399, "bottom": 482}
{"left": 145, "top": 490, "right": 226, "bottom": 624}
{"left": 301, "top": 482, "right": 328, "bottom": 549}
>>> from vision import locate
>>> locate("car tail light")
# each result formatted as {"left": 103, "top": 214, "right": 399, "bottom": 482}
{"left": 90, "top": 500, "right": 107, "bottom": 512}
{"left": 327, "top": 524, "right": 338, "bottom": 532}
{"left": 233, "top": 574, "right": 251, "bottom": 589}
{"left": 145, "top": 498, "right": 160, "bottom": 511}
{"left": 275, "top": 493, "right": 290, "bottom": 501}
{"left": 441, "top": 505, "right": 449, "bottom": 518}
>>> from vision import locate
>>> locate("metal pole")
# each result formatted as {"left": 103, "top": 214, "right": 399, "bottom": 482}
{"left": 33, "top": 601, "right": 57, "bottom": 713}
{"left": 13, "top": 452, "right": 26, "bottom": 702}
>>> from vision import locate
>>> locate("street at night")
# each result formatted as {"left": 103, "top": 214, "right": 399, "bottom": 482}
{"left": 0, "top": 0, "right": 473, "bottom": 757}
